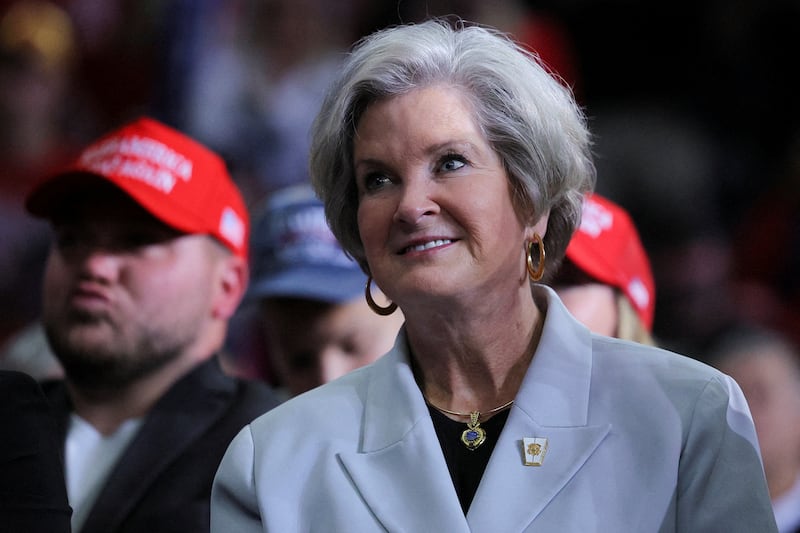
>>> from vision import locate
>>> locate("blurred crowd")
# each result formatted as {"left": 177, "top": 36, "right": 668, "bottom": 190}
{"left": 1, "top": 1, "right": 799, "bottom": 531}
{"left": 1, "top": 0, "right": 798, "bottom": 372}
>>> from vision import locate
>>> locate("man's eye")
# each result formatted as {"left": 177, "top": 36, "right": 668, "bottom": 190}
{"left": 288, "top": 351, "right": 316, "bottom": 371}
{"left": 121, "top": 228, "right": 180, "bottom": 249}
{"left": 125, "top": 231, "right": 172, "bottom": 248}
{"left": 54, "top": 229, "right": 79, "bottom": 250}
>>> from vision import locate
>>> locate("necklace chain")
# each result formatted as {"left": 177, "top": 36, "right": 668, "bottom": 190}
{"left": 423, "top": 393, "right": 515, "bottom": 451}
{"left": 425, "top": 395, "right": 514, "bottom": 451}
{"left": 425, "top": 397, "right": 514, "bottom": 420}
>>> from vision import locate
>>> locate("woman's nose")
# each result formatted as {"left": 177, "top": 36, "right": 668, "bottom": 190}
{"left": 392, "top": 177, "right": 440, "bottom": 226}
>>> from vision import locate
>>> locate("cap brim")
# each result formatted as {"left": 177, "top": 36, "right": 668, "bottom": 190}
{"left": 247, "top": 265, "right": 367, "bottom": 304}
{"left": 25, "top": 170, "right": 206, "bottom": 237}
{"left": 26, "top": 171, "right": 107, "bottom": 217}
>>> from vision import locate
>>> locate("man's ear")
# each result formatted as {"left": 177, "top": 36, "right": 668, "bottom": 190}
{"left": 212, "top": 255, "right": 249, "bottom": 320}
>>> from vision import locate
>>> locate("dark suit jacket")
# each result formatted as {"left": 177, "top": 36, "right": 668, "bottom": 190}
{"left": 43, "top": 356, "right": 279, "bottom": 533}
{"left": 0, "top": 370, "right": 72, "bottom": 533}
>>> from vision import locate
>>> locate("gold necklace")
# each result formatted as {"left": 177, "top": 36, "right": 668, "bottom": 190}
{"left": 426, "top": 397, "right": 514, "bottom": 451}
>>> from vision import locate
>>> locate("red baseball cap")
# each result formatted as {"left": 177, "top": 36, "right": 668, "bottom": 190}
{"left": 25, "top": 117, "right": 249, "bottom": 259}
{"left": 565, "top": 194, "right": 655, "bottom": 330}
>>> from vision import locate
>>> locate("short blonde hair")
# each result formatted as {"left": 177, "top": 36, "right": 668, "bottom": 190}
{"left": 616, "top": 294, "right": 656, "bottom": 346}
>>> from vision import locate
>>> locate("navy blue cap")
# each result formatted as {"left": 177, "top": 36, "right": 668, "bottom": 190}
{"left": 248, "top": 185, "right": 366, "bottom": 303}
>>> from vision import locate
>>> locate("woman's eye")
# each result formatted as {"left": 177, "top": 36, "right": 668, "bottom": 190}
{"left": 439, "top": 155, "right": 467, "bottom": 172}
{"left": 363, "top": 172, "right": 391, "bottom": 192}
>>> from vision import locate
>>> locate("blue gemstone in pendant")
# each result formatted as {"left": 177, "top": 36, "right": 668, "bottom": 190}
{"left": 461, "top": 425, "right": 486, "bottom": 450}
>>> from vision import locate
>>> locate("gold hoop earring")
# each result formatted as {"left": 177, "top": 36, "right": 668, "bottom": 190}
{"left": 526, "top": 233, "right": 545, "bottom": 282}
{"left": 365, "top": 276, "right": 398, "bottom": 316}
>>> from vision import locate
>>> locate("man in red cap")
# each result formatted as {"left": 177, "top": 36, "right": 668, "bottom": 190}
{"left": 552, "top": 194, "right": 657, "bottom": 345}
{"left": 25, "top": 117, "right": 280, "bottom": 533}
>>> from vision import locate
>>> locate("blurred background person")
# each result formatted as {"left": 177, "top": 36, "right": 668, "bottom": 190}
{"left": 231, "top": 184, "right": 404, "bottom": 397}
{"left": 707, "top": 327, "right": 800, "bottom": 533}
{"left": 0, "top": 0, "right": 89, "bottom": 355}
{"left": 181, "top": 0, "right": 360, "bottom": 203}
{"left": 728, "top": 130, "right": 800, "bottom": 349}
{"left": 551, "top": 193, "right": 656, "bottom": 345}
{"left": 0, "top": 0, "right": 794, "bottom": 392}
{"left": 25, "top": 117, "right": 279, "bottom": 533}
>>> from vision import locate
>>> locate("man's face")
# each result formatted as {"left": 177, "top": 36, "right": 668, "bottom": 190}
{"left": 261, "top": 296, "right": 403, "bottom": 396}
{"left": 42, "top": 185, "right": 223, "bottom": 389}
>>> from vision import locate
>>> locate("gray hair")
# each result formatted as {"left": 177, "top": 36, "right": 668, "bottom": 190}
{"left": 309, "top": 18, "right": 595, "bottom": 274}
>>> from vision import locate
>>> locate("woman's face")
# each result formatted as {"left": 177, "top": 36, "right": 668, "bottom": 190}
{"left": 352, "top": 85, "right": 538, "bottom": 308}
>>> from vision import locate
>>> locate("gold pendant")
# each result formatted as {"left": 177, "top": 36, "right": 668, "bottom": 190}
{"left": 460, "top": 411, "right": 486, "bottom": 450}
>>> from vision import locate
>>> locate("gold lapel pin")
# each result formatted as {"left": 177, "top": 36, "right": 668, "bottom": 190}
{"left": 523, "top": 437, "right": 548, "bottom": 466}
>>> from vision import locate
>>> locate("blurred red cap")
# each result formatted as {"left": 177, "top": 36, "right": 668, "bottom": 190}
{"left": 566, "top": 194, "right": 655, "bottom": 330}
{"left": 25, "top": 117, "right": 249, "bottom": 259}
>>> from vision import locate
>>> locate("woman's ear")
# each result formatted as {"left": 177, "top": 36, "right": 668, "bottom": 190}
{"left": 525, "top": 210, "right": 550, "bottom": 242}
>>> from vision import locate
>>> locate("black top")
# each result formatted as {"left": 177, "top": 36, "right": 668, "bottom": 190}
{"left": 428, "top": 405, "right": 511, "bottom": 514}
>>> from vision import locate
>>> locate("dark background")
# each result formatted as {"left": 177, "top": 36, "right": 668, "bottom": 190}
{"left": 1, "top": 0, "right": 798, "bottom": 363}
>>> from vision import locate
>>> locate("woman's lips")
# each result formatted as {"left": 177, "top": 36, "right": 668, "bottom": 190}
{"left": 401, "top": 239, "right": 454, "bottom": 254}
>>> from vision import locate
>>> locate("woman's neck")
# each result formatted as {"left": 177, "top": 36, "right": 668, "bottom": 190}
{"left": 406, "top": 289, "right": 544, "bottom": 414}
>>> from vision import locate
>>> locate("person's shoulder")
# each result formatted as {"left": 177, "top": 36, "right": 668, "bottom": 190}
{"left": 587, "top": 336, "right": 746, "bottom": 433}
{"left": 167, "top": 358, "right": 281, "bottom": 426}
{"left": 0, "top": 371, "right": 48, "bottom": 410}
{"left": 590, "top": 335, "right": 728, "bottom": 399}
{"left": 228, "top": 375, "right": 282, "bottom": 417}
{"left": 1, "top": 373, "right": 68, "bottom": 420}
{"left": 0, "top": 370, "right": 39, "bottom": 393}
{"left": 38, "top": 376, "right": 66, "bottom": 394}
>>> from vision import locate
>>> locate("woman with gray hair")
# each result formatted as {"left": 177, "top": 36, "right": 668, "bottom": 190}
{"left": 212, "top": 19, "right": 775, "bottom": 532}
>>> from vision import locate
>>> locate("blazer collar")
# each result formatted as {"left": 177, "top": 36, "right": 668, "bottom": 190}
{"left": 467, "top": 285, "right": 610, "bottom": 531}
{"left": 340, "top": 333, "right": 471, "bottom": 531}
{"left": 514, "top": 284, "right": 594, "bottom": 427}
{"left": 341, "top": 286, "right": 609, "bottom": 532}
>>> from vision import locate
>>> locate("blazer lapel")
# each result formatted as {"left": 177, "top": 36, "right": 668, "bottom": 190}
{"left": 79, "top": 358, "right": 234, "bottom": 533}
{"left": 338, "top": 338, "right": 471, "bottom": 533}
{"left": 468, "top": 287, "right": 610, "bottom": 531}
{"left": 467, "top": 416, "right": 609, "bottom": 531}
{"left": 343, "top": 287, "right": 609, "bottom": 533}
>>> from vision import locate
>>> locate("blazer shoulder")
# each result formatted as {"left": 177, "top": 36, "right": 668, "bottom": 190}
{"left": 592, "top": 335, "right": 722, "bottom": 381}
{"left": 588, "top": 335, "right": 738, "bottom": 418}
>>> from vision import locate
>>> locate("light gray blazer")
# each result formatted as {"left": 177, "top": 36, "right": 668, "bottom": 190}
{"left": 212, "top": 286, "right": 776, "bottom": 532}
